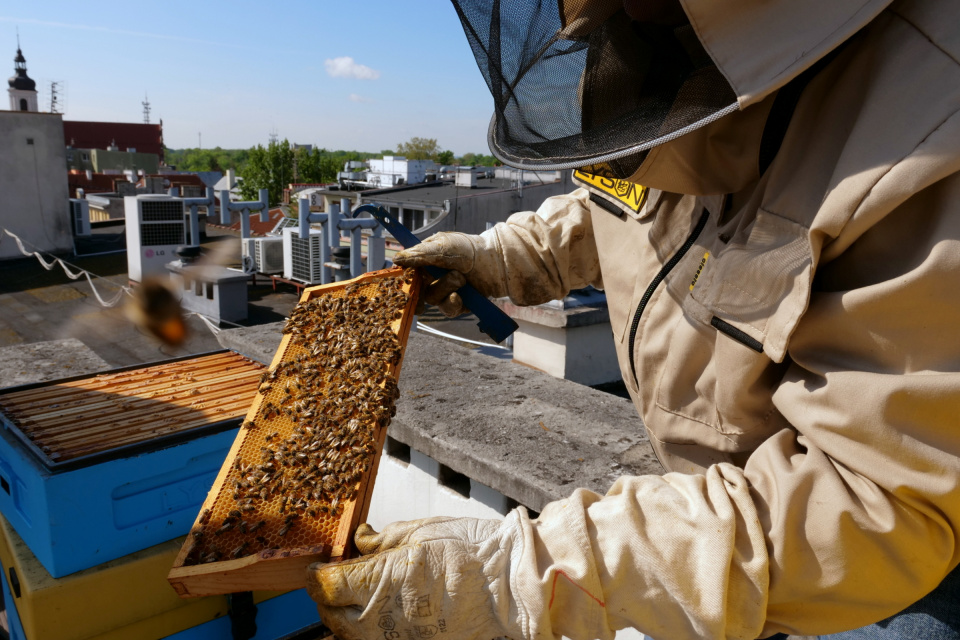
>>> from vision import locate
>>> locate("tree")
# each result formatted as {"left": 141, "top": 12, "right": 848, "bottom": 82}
{"left": 395, "top": 137, "right": 440, "bottom": 161}
{"left": 238, "top": 139, "right": 294, "bottom": 204}
{"left": 436, "top": 150, "right": 455, "bottom": 165}
{"left": 164, "top": 147, "right": 249, "bottom": 173}
{"left": 459, "top": 152, "right": 498, "bottom": 167}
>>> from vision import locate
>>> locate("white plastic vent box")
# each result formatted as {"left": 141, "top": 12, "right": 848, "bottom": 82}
{"left": 0, "top": 350, "right": 264, "bottom": 578}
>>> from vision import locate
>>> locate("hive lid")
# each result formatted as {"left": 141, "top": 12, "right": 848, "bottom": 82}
{"left": 0, "top": 350, "right": 265, "bottom": 472}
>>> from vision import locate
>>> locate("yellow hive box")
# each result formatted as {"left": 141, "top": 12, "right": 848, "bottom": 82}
{"left": 0, "top": 512, "right": 289, "bottom": 640}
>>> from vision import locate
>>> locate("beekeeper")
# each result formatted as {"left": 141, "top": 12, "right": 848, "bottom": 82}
{"left": 307, "top": 0, "right": 960, "bottom": 638}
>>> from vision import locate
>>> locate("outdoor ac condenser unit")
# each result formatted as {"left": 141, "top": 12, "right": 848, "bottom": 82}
{"left": 125, "top": 195, "right": 185, "bottom": 282}
{"left": 69, "top": 199, "right": 91, "bottom": 237}
{"left": 282, "top": 227, "right": 325, "bottom": 284}
{"left": 242, "top": 237, "right": 284, "bottom": 274}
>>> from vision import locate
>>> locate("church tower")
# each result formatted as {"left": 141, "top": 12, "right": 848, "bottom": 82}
{"left": 8, "top": 40, "right": 38, "bottom": 112}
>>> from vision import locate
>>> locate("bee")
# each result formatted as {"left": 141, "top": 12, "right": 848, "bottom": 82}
{"left": 199, "top": 509, "right": 212, "bottom": 525}
{"left": 278, "top": 522, "right": 294, "bottom": 536}
{"left": 214, "top": 521, "right": 234, "bottom": 536}
{"left": 231, "top": 542, "right": 250, "bottom": 559}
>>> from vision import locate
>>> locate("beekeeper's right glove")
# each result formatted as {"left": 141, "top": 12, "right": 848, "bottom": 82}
{"left": 393, "top": 231, "right": 507, "bottom": 317}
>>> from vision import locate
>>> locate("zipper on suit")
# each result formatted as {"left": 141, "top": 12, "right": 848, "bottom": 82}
{"left": 628, "top": 208, "right": 710, "bottom": 386}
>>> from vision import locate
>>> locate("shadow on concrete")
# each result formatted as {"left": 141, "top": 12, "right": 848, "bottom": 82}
{"left": 0, "top": 252, "right": 129, "bottom": 295}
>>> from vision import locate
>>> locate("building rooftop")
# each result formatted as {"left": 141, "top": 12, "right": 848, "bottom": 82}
{"left": 362, "top": 177, "right": 535, "bottom": 208}
{"left": 64, "top": 121, "right": 164, "bottom": 160}
{"left": 207, "top": 207, "right": 288, "bottom": 237}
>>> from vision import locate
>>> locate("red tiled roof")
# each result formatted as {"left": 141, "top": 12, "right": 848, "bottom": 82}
{"left": 63, "top": 121, "right": 164, "bottom": 160}
{"left": 207, "top": 207, "right": 287, "bottom": 237}
{"left": 67, "top": 170, "right": 131, "bottom": 198}
{"left": 139, "top": 174, "right": 207, "bottom": 192}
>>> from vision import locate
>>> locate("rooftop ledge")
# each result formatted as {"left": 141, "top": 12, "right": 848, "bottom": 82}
{"left": 219, "top": 323, "right": 663, "bottom": 512}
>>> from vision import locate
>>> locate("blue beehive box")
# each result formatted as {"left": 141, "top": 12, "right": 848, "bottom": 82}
{"left": 0, "top": 350, "right": 264, "bottom": 578}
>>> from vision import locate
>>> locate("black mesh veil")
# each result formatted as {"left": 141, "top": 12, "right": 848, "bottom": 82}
{"left": 451, "top": 0, "right": 739, "bottom": 173}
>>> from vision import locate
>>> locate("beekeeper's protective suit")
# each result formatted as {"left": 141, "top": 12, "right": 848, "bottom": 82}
{"left": 307, "top": 0, "right": 960, "bottom": 638}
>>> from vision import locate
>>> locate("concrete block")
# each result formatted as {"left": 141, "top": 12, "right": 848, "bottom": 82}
{"left": 470, "top": 478, "right": 514, "bottom": 515}
{"left": 512, "top": 319, "right": 620, "bottom": 385}
{"left": 167, "top": 262, "right": 249, "bottom": 324}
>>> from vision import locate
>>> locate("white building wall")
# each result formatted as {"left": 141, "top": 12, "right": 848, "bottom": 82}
{"left": 0, "top": 112, "right": 72, "bottom": 259}
{"left": 367, "top": 440, "right": 649, "bottom": 640}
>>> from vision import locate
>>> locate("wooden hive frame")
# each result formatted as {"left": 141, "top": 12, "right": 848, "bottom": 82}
{"left": 168, "top": 267, "right": 420, "bottom": 597}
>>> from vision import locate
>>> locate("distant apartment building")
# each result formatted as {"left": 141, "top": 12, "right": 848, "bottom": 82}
{"left": 65, "top": 146, "right": 160, "bottom": 175}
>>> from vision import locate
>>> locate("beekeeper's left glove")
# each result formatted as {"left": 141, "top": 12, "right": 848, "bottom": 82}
{"left": 306, "top": 514, "right": 529, "bottom": 640}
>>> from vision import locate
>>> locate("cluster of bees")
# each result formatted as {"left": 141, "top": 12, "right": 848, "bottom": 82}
{"left": 188, "top": 269, "right": 414, "bottom": 565}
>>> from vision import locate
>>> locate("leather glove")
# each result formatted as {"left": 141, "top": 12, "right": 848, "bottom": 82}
{"left": 393, "top": 231, "right": 507, "bottom": 317}
{"left": 306, "top": 513, "right": 528, "bottom": 640}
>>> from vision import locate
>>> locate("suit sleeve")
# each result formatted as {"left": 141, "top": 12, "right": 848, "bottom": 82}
{"left": 481, "top": 188, "right": 604, "bottom": 304}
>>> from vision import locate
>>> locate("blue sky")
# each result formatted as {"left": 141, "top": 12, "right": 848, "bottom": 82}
{"left": 1, "top": 1, "right": 495, "bottom": 154}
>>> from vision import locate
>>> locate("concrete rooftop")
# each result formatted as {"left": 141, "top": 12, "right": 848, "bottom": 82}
{"left": 364, "top": 177, "right": 530, "bottom": 207}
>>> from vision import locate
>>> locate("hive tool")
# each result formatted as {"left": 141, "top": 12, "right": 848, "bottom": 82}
{"left": 352, "top": 203, "right": 518, "bottom": 344}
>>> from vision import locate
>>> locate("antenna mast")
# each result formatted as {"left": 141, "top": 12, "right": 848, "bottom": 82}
{"left": 142, "top": 93, "right": 151, "bottom": 124}
{"left": 49, "top": 81, "right": 61, "bottom": 114}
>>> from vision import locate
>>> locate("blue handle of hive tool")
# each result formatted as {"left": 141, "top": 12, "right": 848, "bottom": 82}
{"left": 353, "top": 204, "right": 518, "bottom": 344}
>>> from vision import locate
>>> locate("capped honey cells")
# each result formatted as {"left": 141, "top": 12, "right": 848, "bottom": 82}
{"left": 186, "top": 268, "right": 416, "bottom": 565}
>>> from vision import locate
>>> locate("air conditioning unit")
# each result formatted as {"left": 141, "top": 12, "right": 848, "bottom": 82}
{"left": 125, "top": 195, "right": 185, "bottom": 282}
{"left": 282, "top": 227, "right": 326, "bottom": 284}
{"left": 242, "top": 237, "right": 284, "bottom": 274}
{"left": 69, "top": 199, "right": 91, "bottom": 237}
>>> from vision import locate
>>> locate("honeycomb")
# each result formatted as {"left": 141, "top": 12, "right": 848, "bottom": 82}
{"left": 183, "top": 268, "right": 417, "bottom": 565}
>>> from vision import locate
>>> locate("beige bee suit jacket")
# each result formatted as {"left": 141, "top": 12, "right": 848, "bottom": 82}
{"left": 475, "top": 0, "right": 960, "bottom": 638}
